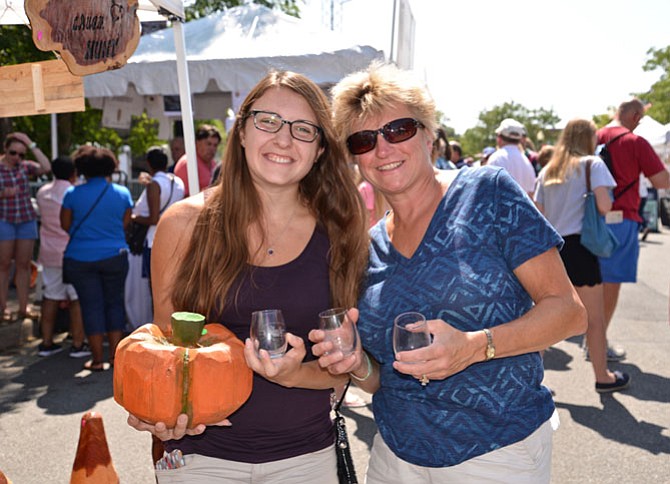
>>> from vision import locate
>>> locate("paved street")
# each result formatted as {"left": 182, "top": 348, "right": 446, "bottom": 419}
{"left": 0, "top": 229, "right": 669, "bottom": 483}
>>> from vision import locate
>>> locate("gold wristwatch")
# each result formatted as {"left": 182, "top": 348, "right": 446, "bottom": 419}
{"left": 483, "top": 328, "right": 495, "bottom": 361}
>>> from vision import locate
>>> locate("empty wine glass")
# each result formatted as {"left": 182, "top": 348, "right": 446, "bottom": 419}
{"left": 250, "top": 309, "right": 287, "bottom": 359}
{"left": 392, "top": 312, "right": 431, "bottom": 361}
{"left": 318, "top": 308, "right": 358, "bottom": 356}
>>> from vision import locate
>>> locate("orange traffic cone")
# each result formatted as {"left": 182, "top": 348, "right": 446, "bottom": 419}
{"left": 0, "top": 469, "right": 13, "bottom": 484}
{"left": 70, "top": 411, "right": 119, "bottom": 484}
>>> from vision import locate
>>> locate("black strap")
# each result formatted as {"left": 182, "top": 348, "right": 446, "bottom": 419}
{"left": 605, "top": 130, "right": 629, "bottom": 148}
{"left": 585, "top": 159, "right": 593, "bottom": 193}
{"left": 604, "top": 130, "right": 636, "bottom": 199}
{"left": 614, "top": 179, "right": 637, "bottom": 200}
{"left": 158, "top": 175, "right": 175, "bottom": 215}
{"left": 334, "top": 379, "right": 352, "bottom": 413}
{"left": 68, "top": 183, "right": 110, "bottom": 241}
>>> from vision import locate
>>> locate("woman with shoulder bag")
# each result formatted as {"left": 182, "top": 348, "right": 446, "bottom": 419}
{"left": 61, "top": 146, "right": 134, "bottom": 371}
{"left": 535, "top": 118, "right": 631, "bottom": 393}
{"left": 125, "top": 147, "right": 184, "bottom": 328}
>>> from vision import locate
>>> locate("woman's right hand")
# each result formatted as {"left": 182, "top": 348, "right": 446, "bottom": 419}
{"left": 309, "top": 308, "right": 364, "bottom": 376}
{"left": 127, "top": 413, "right": 230, "bottom": 441}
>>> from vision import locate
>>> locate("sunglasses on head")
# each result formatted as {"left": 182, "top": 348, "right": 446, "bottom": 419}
{"left": 7, "top": 150, "right": 26, "bottom": 159}
{"left": 346, "top": 118, "right": 425, "bottom": 155}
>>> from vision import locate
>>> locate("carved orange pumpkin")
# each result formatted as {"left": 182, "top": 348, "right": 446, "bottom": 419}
{"left": 113, "top": 313, "right": 252, "bottom": 427}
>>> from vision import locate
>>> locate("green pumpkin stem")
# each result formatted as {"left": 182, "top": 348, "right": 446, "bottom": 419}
{"left": 171, "top": 312, "right": 206, "bottom": 348}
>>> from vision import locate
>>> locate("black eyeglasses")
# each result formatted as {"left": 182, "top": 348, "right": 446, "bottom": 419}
{"left": 346, "top": 118, "right": 425, "bottom": 155}
{"left": 7, "top": 150, "right": 26, "bottom": 159}
{"left": 247, "top": 110, "right": 322, "bottom": 143}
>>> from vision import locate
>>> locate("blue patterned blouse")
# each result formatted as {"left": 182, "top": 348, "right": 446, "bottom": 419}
{"left": 358, "top": 166, "right": 562, "bottom": 467}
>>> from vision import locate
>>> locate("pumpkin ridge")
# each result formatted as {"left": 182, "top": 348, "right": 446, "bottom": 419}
{"left": 181, "top": 348, "right": 191, "bottom": 423}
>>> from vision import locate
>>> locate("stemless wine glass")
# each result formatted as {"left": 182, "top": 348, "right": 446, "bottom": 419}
{"left": 392, "top": 311, "right": 431, "bottom": 361}
{"left": 318, "top": 308, "right": 358, "bottom": 356}
{"left": 250, "top": 309, "right": 287, "bottom": 359}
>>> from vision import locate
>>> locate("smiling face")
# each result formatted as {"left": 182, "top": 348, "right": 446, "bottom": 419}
{"left": 352, "top": 106, "right": 434, "bottom": 198}
{"left": 240, "top": 87, "right": 324, "bottom": 193}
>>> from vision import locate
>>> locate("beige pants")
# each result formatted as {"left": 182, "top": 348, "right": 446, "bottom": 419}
{"left": 156, "top": 444, "right": 338, "bottom": 484}
{"left": 366, "top": 417, "right": 556, "bottom": 484}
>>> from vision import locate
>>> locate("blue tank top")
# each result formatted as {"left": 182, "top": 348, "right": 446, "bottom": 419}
{"left": 166, "top": 225, "right": 334, "bottom": 463}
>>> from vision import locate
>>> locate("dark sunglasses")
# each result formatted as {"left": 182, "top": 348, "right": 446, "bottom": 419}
{"left": 346, "top": 118, "right": 424, "bottom": 155}
{"left": 8, "top": 150, "right": 26, "bottom": 159}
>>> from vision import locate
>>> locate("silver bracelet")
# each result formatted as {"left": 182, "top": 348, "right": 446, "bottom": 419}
{"left": 350, "top": 352, "right": 372, "bottom": 382}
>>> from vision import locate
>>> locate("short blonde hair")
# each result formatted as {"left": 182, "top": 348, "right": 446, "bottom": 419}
{"left": 331, "top": 62, "right": 438, "bottom": 157}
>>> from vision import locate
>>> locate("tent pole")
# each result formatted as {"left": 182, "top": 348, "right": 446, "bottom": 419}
{"left": 50, "top": 113, "right": 58, "bottom": 158}
{"left": 172, "top": 19, "right": 199, "bottom": 196}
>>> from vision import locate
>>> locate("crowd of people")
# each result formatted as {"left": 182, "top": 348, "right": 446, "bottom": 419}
{"left": 2, "top": 60, "right": 669, "bottom": 482}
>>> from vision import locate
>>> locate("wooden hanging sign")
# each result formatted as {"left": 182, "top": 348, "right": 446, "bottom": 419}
{"left": 24, "top": 0, "right": 142, "bottom": 76}
{"left": 0, "top": 60, "right": 85, "bottom": 117}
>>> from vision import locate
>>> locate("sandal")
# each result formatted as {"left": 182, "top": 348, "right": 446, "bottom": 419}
{"left": 84, "top": 360, "right": 111, "bottom": 372}
{"left": 595, "top": 371, "right": 631, "bottom": 393}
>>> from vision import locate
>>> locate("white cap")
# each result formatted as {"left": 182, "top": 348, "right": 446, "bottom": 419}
{"left": 495, "top": 118, "right": 525, "bottom": 141}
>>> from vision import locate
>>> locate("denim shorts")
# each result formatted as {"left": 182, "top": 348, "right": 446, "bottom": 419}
{"left": 598, "top": 219, "right": 639, "bottom": 283}
{"left": 0, "top": 219, "right": 38, "bottom": 240}
{"left": 63, "top": 252, "right": 129, "bottom": 335}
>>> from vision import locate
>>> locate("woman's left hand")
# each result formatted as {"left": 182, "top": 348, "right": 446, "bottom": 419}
{"left": 392, "top": 319, "right": 481, "bottom": 382}
{"left": 243, "top": 332, "right": 307, "bottom": 387}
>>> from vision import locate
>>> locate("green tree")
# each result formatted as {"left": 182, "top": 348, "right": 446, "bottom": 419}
{"left": 459, "top": 102, "right": 561, "bottom": 157}
{"left": 637, "top": 46, "right": 670, "bottom": 124}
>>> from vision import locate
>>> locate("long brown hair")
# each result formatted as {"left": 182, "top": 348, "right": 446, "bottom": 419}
{"left": 172, "top": 71, "right": 369, "bottom": 317}
{"left": 543, "top": 118, "right": 596, "bottom": 186}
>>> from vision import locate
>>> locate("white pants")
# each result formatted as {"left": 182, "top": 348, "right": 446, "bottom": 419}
{"left": 366, "top": 417, "right": 556, "bottom": 484}
{"left": 124, "top": 253, "right": 152, "bottom": 329}
{"left": 156, "top": 444, "right": 338, "bottom": 484}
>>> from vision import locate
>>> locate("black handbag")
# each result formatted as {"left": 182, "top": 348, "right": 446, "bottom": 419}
{"left": 334, "top": 380, "right": 358, "bottom": 484}
{"left": 125, "top": 176, "right": 175, "bottom": 255}
{"left": 125, "top": 221, "right": 149, "bottom": 255}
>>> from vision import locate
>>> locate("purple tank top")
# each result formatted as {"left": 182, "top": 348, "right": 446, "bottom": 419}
{"left": 166, "top": 225, "right": 334, "bottom": 463}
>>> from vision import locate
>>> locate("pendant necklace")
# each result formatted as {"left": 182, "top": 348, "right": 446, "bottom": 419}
{"left": 265, "top": 205, "right": 299, "bottom": 256}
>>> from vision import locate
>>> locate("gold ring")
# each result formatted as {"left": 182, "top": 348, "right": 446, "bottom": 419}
{"left": 420, "top": 374, "right": 429, "bottom": 386}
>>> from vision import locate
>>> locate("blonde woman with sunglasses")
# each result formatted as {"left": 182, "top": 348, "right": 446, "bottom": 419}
{"left": 0, "top": 132, "right": 50, "bottom": 322}
{"left": 311, "top": 62, "right": 587, "bottom": 483}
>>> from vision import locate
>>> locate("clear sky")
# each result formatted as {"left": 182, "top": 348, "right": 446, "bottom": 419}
{"left": 301, "top": 0, "right": 670, "bottom": 134}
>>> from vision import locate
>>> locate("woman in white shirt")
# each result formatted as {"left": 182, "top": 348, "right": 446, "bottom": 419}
{"left": 535, "top": 118, "right": 630, "bottom": 393}
{"left": 125, "top": 147, "right": 184, "bottom": 327}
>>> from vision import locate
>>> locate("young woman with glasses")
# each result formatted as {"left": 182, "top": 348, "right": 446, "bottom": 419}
{"left": 310, "top": 62, "right": 587, "bottom": 483}
{"left": 0, "top": 132, "right": 50, "bottom": 322}
{"left": 128, "top": 70, "right": 368, "bottom": 483}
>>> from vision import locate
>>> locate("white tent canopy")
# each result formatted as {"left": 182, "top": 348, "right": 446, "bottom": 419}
{"left": 84, "top": 4, "right": 383, "bottom": 99}
{"left": 635, "top": 115, "right": 670, "bottom": 163}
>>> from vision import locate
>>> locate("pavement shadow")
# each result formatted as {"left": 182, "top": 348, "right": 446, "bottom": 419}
{"left": 555, "top": 363, "right": 670, "bottom": 455}
{"left": 342, "top": 406, "right": 376, "bottom": 451}
{"left": 0, "top": 349, "right": 114, "bottom": 416}
{"left": 611, "top": 362, "right": 670, "bottom": 404}
{"left": 542, "top": 345, "right": 574, "bottom": 372}
{"left": 555, "top": 396, "right": 670, "bottom": 455}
